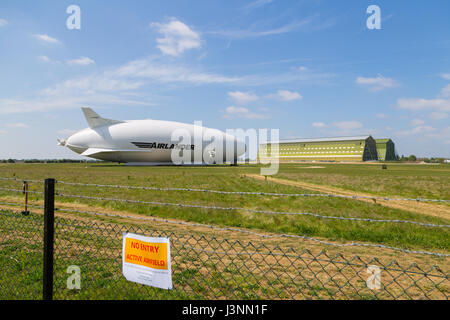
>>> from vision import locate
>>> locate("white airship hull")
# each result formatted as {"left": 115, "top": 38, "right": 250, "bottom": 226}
{"left": 61, "top": 108, "right": 246, "bottom": 165}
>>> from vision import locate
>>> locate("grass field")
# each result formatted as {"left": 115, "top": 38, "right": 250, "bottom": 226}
{"left": 1, "top": 210, "right": 448, "bottom": 300}
{"left": 0, "top": 162, "right": 449, "bottom": 300}
{"left": 274, "top": 163, "right": 450, "bottom": 200}
{"left": 0, "top": 162, "right": 449, "bottom": 254}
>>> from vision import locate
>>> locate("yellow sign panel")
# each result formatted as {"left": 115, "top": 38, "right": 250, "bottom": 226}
{"left": 124, "top": 237, "right": 168, "bottom": 270}
{"left": 122, "top": 233, "right": 172, "bottom": 289}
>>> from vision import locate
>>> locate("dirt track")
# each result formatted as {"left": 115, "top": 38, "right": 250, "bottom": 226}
{"left": 0, "top": 197, "right": 448, "bottom": 264}
{"left": 2, "top": 200, "right": 447, "bottom": 300}
{"left": 245, "top": 174, "right": 450, "bottom": 220}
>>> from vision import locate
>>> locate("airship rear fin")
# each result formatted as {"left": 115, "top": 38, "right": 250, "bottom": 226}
{"left": 82, "top": 107, "right": 123, "bottom": 128}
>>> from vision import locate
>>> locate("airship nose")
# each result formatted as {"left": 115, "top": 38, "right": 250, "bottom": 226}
{"left": 65, "top": 130, "right": 91, "bottom": 154}
{"left": 66, "top": 132, "right": 81, "bottom": 147}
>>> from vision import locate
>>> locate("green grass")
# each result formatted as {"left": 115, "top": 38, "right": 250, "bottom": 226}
{"left": 274, "top": 163, "right": 450, "bottom": 200}
{"left": 2, "top": 210, "right": 446, "bottom": 300}
{"left": 0, "top": 211, "right": 336, "bottom": 300}
{"left": 0, "top": 163, "right": 449, "bottom": 254}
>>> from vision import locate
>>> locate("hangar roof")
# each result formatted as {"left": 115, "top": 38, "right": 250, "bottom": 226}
{"left": 263, "top": 136, "right": 372, "bottom": 144}
{"left": 375, "top": 138, "right": 393, "bottom": 143}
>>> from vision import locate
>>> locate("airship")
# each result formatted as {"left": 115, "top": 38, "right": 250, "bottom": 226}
{"left": 58, "top": 107, "right": 246, "bottom": 165}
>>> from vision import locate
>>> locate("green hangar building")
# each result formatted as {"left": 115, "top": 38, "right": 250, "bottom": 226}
{"left": 258, "top": 135, "right": 380, "bottom": 162}
{"left": 375, "top": 139, "right": 397, "bottom": 161}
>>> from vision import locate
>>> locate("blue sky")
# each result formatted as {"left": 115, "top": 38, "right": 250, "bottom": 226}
{"left": 0, "top": 0, "right": 449, "bottom": 159}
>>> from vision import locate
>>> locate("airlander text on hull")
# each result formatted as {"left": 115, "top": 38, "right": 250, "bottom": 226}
{"left": 58, "top": 107, "right": 247, "bottom": 166}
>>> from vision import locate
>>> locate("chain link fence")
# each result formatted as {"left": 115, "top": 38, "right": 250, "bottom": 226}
{"left": 0, "top": 209, "right": 448, "bottom": 300}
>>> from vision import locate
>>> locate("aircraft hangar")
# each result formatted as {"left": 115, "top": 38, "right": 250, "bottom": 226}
{"left": 258, "top": 135, "right": 390, "bottom": 162}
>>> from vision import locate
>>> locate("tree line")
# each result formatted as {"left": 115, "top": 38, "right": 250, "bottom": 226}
{"left": 0, "top": 159, "right": 105, "bottom": 164}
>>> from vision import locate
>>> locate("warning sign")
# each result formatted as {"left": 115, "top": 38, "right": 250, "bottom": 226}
{"left": 122, "top": 232, "right": 172, "bottom": 289}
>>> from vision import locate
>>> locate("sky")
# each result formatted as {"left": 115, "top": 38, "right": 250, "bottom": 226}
{"left": 0, "top": 0, "right": 450, "bottom": 159}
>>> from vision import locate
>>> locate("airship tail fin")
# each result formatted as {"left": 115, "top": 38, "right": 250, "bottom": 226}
{"left": 82, "top": 107, "right": 123, "bottom": 128}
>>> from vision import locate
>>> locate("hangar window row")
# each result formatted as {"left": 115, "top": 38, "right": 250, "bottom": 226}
{"left": 280, "top": 151, "right": 363, "bottom": 154}
{"left": 279, "top": 146, "right": 362, "bottom": 150}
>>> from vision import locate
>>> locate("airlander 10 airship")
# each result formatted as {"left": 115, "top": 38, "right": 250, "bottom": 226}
{"left": 58, "top": 108, "right": 246, "bottom": 165}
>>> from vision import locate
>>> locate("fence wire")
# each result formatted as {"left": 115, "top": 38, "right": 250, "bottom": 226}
{"left": 1, "top": 176, "right": 449, "bottom": 300}
{"left": 0, "top": 201, "right": 448, "bottom": 258}
{"left": 2, "top": 184, "right": 448, "bottom": 229}
{"left": 0, "top": 210, "right": 448, "bottom": 300}
{"left": 1, "top": 176, "right": 449, "bottom": 203}
{"left": 53, "top": 191, "right": 450, "bottom": 229}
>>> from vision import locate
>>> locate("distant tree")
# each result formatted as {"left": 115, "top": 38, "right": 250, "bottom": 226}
{"left": 408, "top": 155, "right": 417, "bottom": 162}
{"left": 7, "top": 159, "right": 15, "bottom": 163}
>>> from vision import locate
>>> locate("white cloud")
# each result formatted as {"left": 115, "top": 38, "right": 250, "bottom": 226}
{"left": 397, "top": 85, "right": 450, "bottom": 129}
{"left": 151, "top": 19, "right": 201, "bottom": 56}
{"left": 0, "top": 51, "right": 334, "bottom": 117}
{"left": 223, "top": 106, "right": 269, "bottom": 119}
{"left": 309, "top": 120, "right": 364, "bottom": 131}
{"left": 228, "top": 91, "right": 259, "bottom": 104}
{"left": 37, "top": 55, "right": 51, "bottom": 63}
{"left": 242, "top": 0, "right": 274, "bottom": 11}
{"left": 430, "top": 112, "right": 448, "bottom": 120}
{"left": 6, "top": 123, "right": 29, "bottom": 128}
{"left": 0, "top": 94, "right": 150, "bottom": 115}
{"left": 395, "top": 125, "right": 437, "bottom": 136}
{"left": 39, "top": 55, "right": 95, "bottom": 66}
{"left": 411, "top": 126, "right": 436, "bottom": 134}
{"left": 425, "top": 126, "right": 450, "bottom": 140}
{"left": 272, "top": 90, "right": 303, "bottom": 101}
{"left": 117, "top": 58, "right": 333, "bottom": 88}
{"left": 0, "top": 18, "right": 8, "bottom": 27}
{"left": 225, "top": 106, "right": 249, "bottom": 114}
{"left": 312, "top": 122, "right": 327, "bottom": 128}
{"left": 228, "top": 89, "right": 302, "bottom": 104}
{"left": 0, "top": 130, "right": 7, "bottom": 135}
{"left": 67, "top": 57, "right": 95, "bottom": 66}
{"left": 441, "top": 84, "right": 450, "bottom": 97}
{"left": 310, "top": 120, "right": 367, "bottom": 136}
{"left": 33, "top": 34, "right": 61, "bottom": 44}
{"left": 397, "top": 98, "right": 450, "bottom": 112}
{"left": 46, "top": 73, "right": 146, "bottom": 95}
{"left": 0, "top": 56, "right": 242, "bottom": 115}
{"left": 0, "top": 69, "right": 151, "bottom": 115}
{"left": 116, "top": 57, "right": 240, "bottom": 84}
{"left": 208, "top": 18, "right": 314, "bottom": 39}
{"left": 37, "top": 55, "right": 63, "bottom": 65}
{"left": 332, "top": 121, "right": 363, "bottom": 131}
{"left": 411, "top": 118, "right": 425, "bottom": 126}
{"left": 376, "top": 113, "right": 389, "bottom": 119}
{"left": 440, "top": 73, "right": 450, "bottom": 80}
{"left": 240, "top": 68, "right": 336, "bottom": 86}
{"left": 356, "top": 75, "right": 399, "bottom": 91}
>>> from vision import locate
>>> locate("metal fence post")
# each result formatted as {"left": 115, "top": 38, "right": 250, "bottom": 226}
{"left": 43, "top": 178, "right": 55, "bottom": 300}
